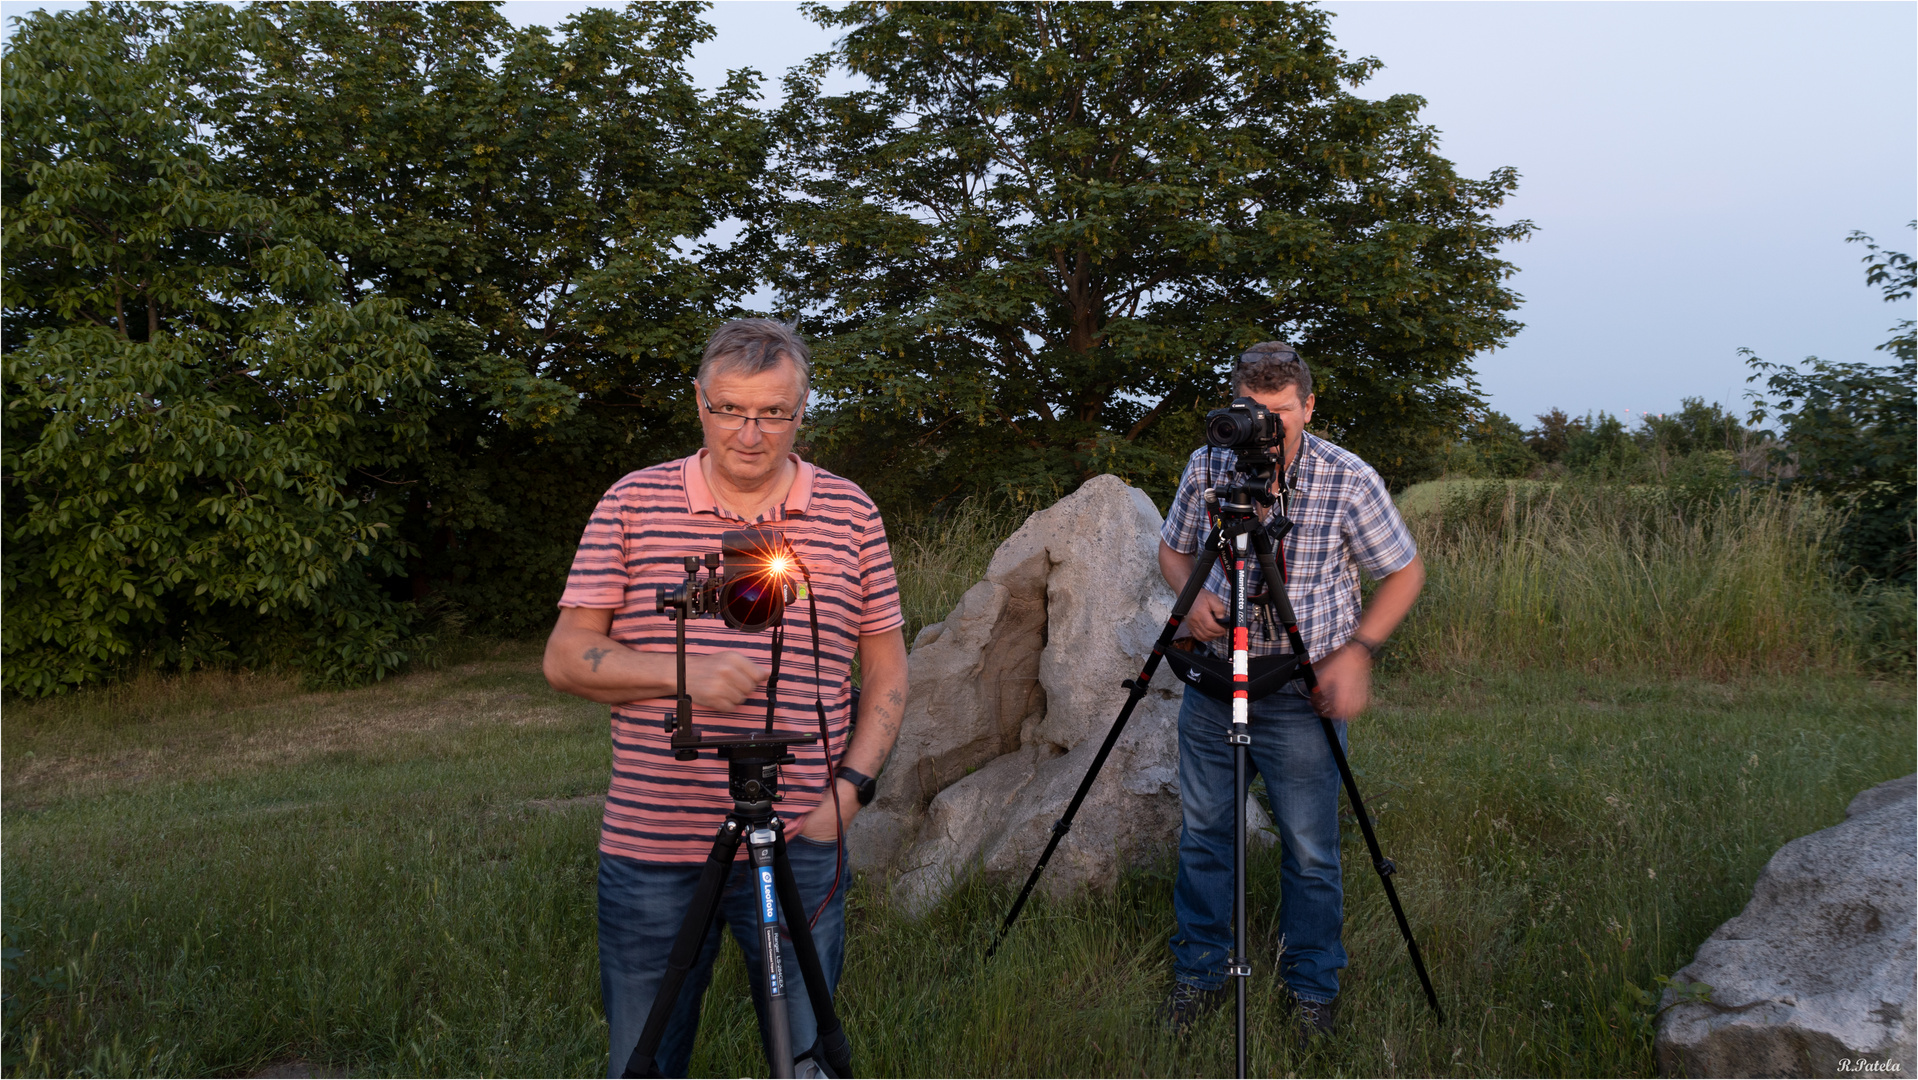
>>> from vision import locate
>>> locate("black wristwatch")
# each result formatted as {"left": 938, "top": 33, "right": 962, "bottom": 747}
{"left": 836, "top": 766, "right": 879, "bottom": 807}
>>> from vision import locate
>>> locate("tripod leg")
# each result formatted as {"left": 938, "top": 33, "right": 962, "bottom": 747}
{"left": 622, "top": 819, "right": 746, "bottom": 1079}
{"left": 745, "top": 826, "right": 796, "bottom": 1078}
{"left": 1226, "top": 528, "right": 1253, "bottom": 1080}
{"left": 987, "top": 527, "right": 1228, "bottom": 959}
{"left": 771, "top": 832, "right": 854, "bottom": 1078}
{"left": 1319, "top": 716, "right": 1445, "bottom": 1024}
{"left": 1248, "top": 532, "right": 1445, "bottom": 1023}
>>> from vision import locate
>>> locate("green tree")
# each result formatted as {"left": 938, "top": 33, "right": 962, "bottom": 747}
{"left": 1562, "top": 410, "right": 1638, "bottom": 479}
{"left": 224, "top": 1, "right": 770, "bottom": 633}
{"left": 772, "top": 0, "right": 1531, "bottom": 506}
{"left": 2, "top": 2, "right": 436, "bottom": 695}
{"left": 1745, "top": 228, "right": 1916, "bottom": 584}
{"left": 1446, "top": 409, "right": 1537, "bottom": 478}
{"left": 1524, "top": 407, "right": 1586, "bottom": 466}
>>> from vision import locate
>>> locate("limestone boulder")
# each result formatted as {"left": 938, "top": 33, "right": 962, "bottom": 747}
{"left": 1655, "top": 774, "right": 1917, "bottom": 1078}
{"left": 849, "top": 474, "right": 1273, "bottom": 914}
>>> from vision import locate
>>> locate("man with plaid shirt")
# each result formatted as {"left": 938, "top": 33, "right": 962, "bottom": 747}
{"left": 1155, "top": 342, "right": 1426, "bottom": 1046}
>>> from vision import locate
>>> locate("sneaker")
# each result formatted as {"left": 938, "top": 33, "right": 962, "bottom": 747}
{"left": 1157, "top": 980, "right": 1229, "bottom": 1035}
{"left": 1292, "top": 994, "right": 1338, "bottom": 1048}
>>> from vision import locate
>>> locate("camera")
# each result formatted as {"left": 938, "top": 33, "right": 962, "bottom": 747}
{"left": 656, "top": 526, "right": 799, "bottom": 633}
{"left": 1205, "top": 396, "right": 1284, "bottom": 452}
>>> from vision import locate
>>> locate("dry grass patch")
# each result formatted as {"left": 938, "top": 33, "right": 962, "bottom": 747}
{"left": 2, "top": 641, "right": 586, "bottom": 806}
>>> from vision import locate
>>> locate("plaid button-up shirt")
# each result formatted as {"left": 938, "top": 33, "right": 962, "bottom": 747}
{"left": 1159, "top": 433, "right": 1417, "bottom": 664}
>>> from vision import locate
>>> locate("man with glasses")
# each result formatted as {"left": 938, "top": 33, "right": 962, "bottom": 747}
{"left": 545, "top": 319, "right": 909, "bottom": 1078}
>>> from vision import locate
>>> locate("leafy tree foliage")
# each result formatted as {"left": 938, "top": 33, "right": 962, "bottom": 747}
{"left": 1442, "top": 409, "right": 1536, "bottom": 479}
{"left": 2, "top": 3, "right": 435, "bottom": 695}
{"left": 224, "top": 1, "right": 769, "bottom": 634}
{"left": 773, "top": 0, "right": 1531, "bottom": 506}
{"left": 1523, "top": 407, "right": 1585, "bottom": 465}
{"left": 1745, "top": 229, "right": 1916, "bottom": 584}
{"left": 2, "top": 2, "right": 767, "bottom": 694}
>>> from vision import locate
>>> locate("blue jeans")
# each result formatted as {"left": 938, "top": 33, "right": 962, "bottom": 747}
{"left": 1171, "top": 682, "right": 1348, "bottom": 1003}
{"left": 599, "top": 834, "right": 848, "bottom": 1078}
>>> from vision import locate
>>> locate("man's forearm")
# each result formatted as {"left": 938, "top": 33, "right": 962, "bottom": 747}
{"left": 841, "top": 629, "right": 908, "bottom": 777}
{"left": 544, "top": 608, "right": 678, "bottom": 704}
{"left": 1159, "top": 541, "right": 1197, "bottom": 594}
{"left": 1352, "top": 555, "right": 1425, "bottom": 647}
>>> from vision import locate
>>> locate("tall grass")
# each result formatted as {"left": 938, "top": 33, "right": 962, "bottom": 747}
{"left": 888, "top": 500, "right": 1027, "bottom": 644}
{"left": 1396, "top": 481, "right": 1869, "bottom": 677}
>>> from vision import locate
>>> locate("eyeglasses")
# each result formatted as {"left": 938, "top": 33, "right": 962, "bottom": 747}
{"left": 699, "top": 389, "right": 800, "bottom": 433}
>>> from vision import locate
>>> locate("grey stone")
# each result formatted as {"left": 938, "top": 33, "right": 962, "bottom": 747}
{"left": 1655, "top": 774, "right": 1917, "bottom": 1078}
{"left": 851, "top": 474, "right": 1273, "bottom": 913}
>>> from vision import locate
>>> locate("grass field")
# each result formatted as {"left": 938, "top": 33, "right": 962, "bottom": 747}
{"left": 4, "top": 642, "right": 1910, "bottom": 1077}
{"left": 5, "top": 480, "right": 1912, "bottom": 1077}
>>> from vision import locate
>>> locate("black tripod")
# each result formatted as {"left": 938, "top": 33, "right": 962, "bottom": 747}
{"left": 988, "top": 452, "right": 1441, "bottom": 1077}
{"left": 618, "top": 736, "right": 853, "bottom": 1079}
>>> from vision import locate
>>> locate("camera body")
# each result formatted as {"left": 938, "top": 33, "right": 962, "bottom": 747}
{"left": 655, "top": 526, "right": 798, "bottom": 633}
{"left": 1204, "top": 396, "right": 1284, "bottom": 452}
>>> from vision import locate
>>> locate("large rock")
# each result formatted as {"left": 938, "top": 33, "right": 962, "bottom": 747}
{"left": 850, "top": 474, "right": 1272, "bottom": 913}
{"left": 1656, "top": 774, "right": 1917, "bottom": 1078}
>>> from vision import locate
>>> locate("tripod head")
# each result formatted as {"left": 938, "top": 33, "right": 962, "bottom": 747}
{"left": 691, "top": 735, "right": 823, "bottom": 823}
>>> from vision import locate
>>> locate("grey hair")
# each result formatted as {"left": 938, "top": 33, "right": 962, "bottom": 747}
{"left": 1231, "top": 341, "right": 1311, "bottom": 402}
{"left": 697, "top": 318, "right": 812, "bottom": 399}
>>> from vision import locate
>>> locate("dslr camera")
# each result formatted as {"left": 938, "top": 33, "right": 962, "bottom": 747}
{"left": 1205, "top": 396, "right": 1284, "bottom": 452}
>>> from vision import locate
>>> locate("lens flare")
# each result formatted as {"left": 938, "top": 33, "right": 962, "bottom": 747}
{"left": 766, "top": 553, "right": 793, "bottom": 577}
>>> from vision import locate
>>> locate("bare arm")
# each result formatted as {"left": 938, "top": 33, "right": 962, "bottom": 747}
{"left": 1311, "top": 554, "right": 1425, "bottom": 719}
{"left": 796, "top": 626, "right": 909, "bottom": 840}
{"left": 1353, "top": 554, "right": 1425, "bottom": 651}
{"left": 542, "top": 605, "right": 765, "bottom": 708}
{"left": 1157, "top": 540, "right": 1229, "bottom": 641}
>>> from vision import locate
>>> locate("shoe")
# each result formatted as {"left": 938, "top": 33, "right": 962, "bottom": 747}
{"left": 1158, "top": 980, "right": 1229, "bottom": 1035}
{"left": 1292, "top": 994, "right": 1338, "bottom": 1049}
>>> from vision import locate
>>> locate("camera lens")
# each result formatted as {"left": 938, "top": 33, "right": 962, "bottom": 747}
{"left": 1206, "top": 410, "right": 1255, "bottom": 448}
{"left": 719, "top": 571, "right": 784, "bottom": 632}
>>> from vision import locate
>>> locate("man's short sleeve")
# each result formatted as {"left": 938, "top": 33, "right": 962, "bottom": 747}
{"left": 558, "top": 481, "right": 631, "bottom": 608}
{"left": 855, "top": 504, "right": 905, "bottom": 636}
{"left": 1160, "top": 450, "right": 1216, "bottom": 555}
{"left": 1341, "top": 465, "right": 1417, "bottom": 580}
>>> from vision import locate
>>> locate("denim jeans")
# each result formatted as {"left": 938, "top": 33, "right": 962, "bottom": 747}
{"left": 598, "top": 833, "right": 848, "bottom": 1078}
{"left": 1171, "top": 681, "right": 1347, "bottom": 1003}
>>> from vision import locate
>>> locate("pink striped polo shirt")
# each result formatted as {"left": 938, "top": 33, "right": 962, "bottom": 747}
{"left": 558, "top": 451, "right": 904, "bottom": 864}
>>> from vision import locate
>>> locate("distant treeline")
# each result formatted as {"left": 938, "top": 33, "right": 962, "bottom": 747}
{"left": 2, "top": 2, "right": 1908, "bottom": 695}
{"left": 1441, "top": 230, "right": 1913, "bottom": 590}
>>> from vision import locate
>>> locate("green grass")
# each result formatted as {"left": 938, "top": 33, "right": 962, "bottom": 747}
{"left": 4, "top": 650, "right": 1909, "bottom": 1077}
{"left": 5, "top": 479, "right": 1909, "bottom": 1076}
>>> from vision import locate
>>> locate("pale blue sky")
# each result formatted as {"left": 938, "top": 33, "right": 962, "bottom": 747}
{"left": 7, "top": 1, "right": 1913, "bottom": 427}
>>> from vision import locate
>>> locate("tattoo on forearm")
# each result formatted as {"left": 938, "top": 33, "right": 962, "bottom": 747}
{"left": 583, "top": 647, "right": 610, "bottom": 672}
{"left": 888, "top": 688, "right": 904, "bottom": 708}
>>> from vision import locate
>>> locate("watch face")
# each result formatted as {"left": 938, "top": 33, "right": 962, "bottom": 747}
{"left": 854, "top": 778, "right": 877, "bottom": 806}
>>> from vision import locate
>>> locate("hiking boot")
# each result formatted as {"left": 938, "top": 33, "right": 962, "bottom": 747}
{"left": 1157, "top": 980, "right": 1229, "bottom": 1035}
{"left": 1291, "top": 994, "right": 1338, "bottom": 1049}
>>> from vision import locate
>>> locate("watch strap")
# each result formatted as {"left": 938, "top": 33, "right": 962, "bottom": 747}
{"left": 836, "top": 765, "right": 878, "bottom": 806}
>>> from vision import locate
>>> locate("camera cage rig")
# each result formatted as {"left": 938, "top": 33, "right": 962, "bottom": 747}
{"left": 626, "top": 526, "right": 856, "bottom": 1080}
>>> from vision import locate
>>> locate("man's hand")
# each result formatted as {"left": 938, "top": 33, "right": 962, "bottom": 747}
{"left": 1310, "top": 641, "right": 1372, "bottom": 719}
{"left": 796, "top": 777, "right": 861, "bottom": 841}
{"left": 1184, "top": 590, "right": 1230, "bottom": 641}
{"left": 684, "top": 651, "right": 768, "bottom": 710}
